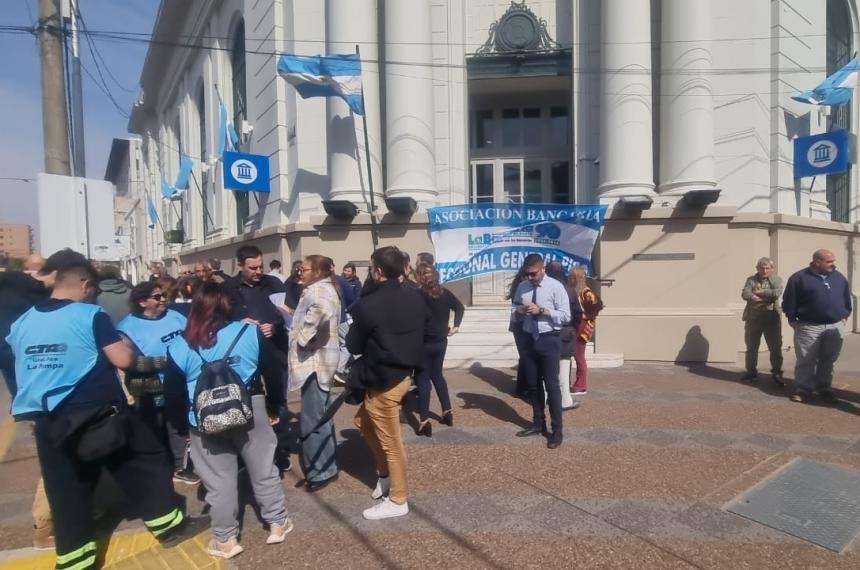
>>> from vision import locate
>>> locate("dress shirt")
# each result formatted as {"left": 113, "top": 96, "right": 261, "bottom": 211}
{"left": 512, "top": 275, "right": 571, "bottom": 337}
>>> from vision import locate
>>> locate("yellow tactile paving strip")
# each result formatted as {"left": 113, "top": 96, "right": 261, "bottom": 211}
{"left": 0, "top": 416, "right": 225, "bottom": 569}
{"left": 0, "top": 531, "right": 227, "bottom": 569}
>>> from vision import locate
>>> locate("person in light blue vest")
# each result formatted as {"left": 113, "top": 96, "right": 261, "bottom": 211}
{"left": 6, "top": 263, "right": 199, "bottom": 570}
{"left": 117, "top": 281, "right": 199, "bottom": 486}
{"left": 163, "top": 282, "right": 290, "bottom": 560}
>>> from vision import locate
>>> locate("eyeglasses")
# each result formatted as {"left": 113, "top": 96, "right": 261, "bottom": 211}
{"left": 149, "top": 294, "right": 164, "bottom": 301}
{"left": 524, "top": 270, "right": 540, "bottom": 278}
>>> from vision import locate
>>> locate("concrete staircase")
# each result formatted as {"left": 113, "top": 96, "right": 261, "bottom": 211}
{"left": 443, "top": 306, "right": 624, "bottom": 369}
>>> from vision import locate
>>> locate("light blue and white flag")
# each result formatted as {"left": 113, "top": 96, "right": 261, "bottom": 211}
{"left": 161, "top": 176, "right": 178, "bottom": 200}
{"left": 428, "top": 203, "right": 608, "bottom": 283}
{"left": 146, "top": 194, "right": 159, "bottom": 229}
{"left": 175, "top": 153, "right": 194, "bottom": 190}
{"left": 792, "top": 56, "right": 860, "bottom": 106}
{"left": 276, "top": 52, "right": 364, "bottom": 115}
{"left": 217, "top": 91, "right": 239, "bottom": 157}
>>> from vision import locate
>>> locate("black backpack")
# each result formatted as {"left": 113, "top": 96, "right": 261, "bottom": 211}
{"left": 192, "top": 324, "right": 254, "bottom": 435}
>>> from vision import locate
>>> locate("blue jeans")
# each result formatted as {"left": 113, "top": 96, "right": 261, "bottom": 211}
{"left": 300, "top": 374, "right": 338, "bottom": 483}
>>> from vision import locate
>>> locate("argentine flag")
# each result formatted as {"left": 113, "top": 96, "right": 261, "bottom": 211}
{"left": 792, "top": 56, "right": 859, "bottom": 106}
{"left": 277, "top": 53, "right": 364, "bottom": 115}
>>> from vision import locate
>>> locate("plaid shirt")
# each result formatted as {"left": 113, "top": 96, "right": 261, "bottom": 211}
{"left": 288, "top": 279, "right": 342, "bottom": 392}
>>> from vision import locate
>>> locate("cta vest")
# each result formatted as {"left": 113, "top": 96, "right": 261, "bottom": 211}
{"left": 117, "top": 309, "right": 187, "bottom": 381}
{"left": 168, "top": 321, "right": 260, "bottom": 426}
{"left": 6, "top": 303, "right": 103, "bottom": 416}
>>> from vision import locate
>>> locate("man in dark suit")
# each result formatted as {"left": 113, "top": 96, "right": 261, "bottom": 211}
{"left": 347, "top": 246, "right": 429, "bottom": 520}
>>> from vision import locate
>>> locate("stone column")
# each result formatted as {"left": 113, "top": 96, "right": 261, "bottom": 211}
{"left": 658, "top": 0, "right": 716, "bottom": 194}
{"left": 384, "top": 0, "right": 437, "bottom": 206}
{"left": 599, "top": 0, "right": 655, "bottom": 199}
{"left": 326, "top": 0, "right": 383, "bottom": 206}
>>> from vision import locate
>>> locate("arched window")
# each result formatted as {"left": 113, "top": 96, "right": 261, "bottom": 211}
{"left": 827, "top": 0, "right": 853, "bottom": 222}
{"left": 231, "top": 19, "right": 249, "bottom": 231}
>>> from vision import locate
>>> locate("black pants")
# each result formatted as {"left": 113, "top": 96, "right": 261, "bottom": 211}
{"left": 135, "top": 394, "right": 189, "bottom": 472}
{"left": 416, "top": 340, "right": 452, "bottom": 421}
{"left": 511, "top": 328, "right": 532, "bottom": 397}
{"left": 521, "top": 332, "right": 563, "bottom": 434}
{"left": 35, "top": 407, "right": 182, "bottom": 569}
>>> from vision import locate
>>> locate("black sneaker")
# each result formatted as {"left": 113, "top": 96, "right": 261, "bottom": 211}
{"left": 547, "top": 432, "right": 563, "bottom": 449}
{"left": 173, "top": 469, "right": 201, "bottom": 486}
{"left": 158, "top": 515, "right": 208, "bottom": 548}
{"left": 740, "top": 371, "right": 758, "bottom": 383}
{"left": 819, "top": 390, "right": 839, "bottom": 403}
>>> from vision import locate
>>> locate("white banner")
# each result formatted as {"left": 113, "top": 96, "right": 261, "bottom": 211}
{"left": 428, "top": 203, "right": 607, "bottom": 283}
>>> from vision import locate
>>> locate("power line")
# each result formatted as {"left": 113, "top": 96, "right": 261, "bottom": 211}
{"left": 79, "top": 60, "right": 130, "bottom": 118}
{"left": 0, "top": 24, "right": 844, "bottom": 76}
{"left": 75, "top": 7, "right": 136, "bottom": 93}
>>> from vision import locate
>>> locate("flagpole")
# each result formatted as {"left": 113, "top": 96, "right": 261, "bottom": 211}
{"left": 356, "top": 44, "right": 380, "bottom": 250}
{"left": 190, "top": 170, "right": 215, "bottom": 230}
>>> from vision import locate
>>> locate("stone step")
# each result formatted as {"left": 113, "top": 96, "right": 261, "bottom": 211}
{"left": 443, "top": 350, "right": 624, "bottom": 370}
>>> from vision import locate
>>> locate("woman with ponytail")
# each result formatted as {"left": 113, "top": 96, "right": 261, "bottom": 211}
{"left": 288, "top": 255, "right": 343, "bottom": 492}
{"left": 414, "top": 263, "right": 464, "bottom": 436}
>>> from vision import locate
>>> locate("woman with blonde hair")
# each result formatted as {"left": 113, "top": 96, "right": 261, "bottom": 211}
{"left": 289, "top": 255, "right": 342, "bottom": 492}
{"left": 567, "top": 266, "right": 602, "bottom": 395}
{"left": 414, "top": 263, "right": 464, "bottom": 436}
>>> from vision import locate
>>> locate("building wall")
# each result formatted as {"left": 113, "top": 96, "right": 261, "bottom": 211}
{"left": 0, "top": 224, "right": 32, "bottom": 259}
{"left": 121, "top": 0, "right": 860, "bottom": 362}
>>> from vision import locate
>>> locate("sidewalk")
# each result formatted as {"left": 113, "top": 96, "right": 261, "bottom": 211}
{"left": 0, "top": 338, "right": 859, "bottom": 568}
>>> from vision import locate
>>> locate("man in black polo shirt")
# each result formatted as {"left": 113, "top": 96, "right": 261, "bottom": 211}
{"left": 226, "top": 246, "right": 288, "bottom": 353}
{"left": 225, "top": 245, "right": 292, "bottom": 469}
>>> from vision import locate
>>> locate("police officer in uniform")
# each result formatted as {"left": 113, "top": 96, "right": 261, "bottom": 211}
{"left": 117, "top": 281, "right": 200, "bottom": 485}
{"left": 6, "top": 264, "right": 196, "bottom": 570}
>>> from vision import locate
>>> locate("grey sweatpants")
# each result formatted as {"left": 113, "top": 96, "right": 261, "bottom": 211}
{"left": 793, "top": 321, "right": 844, "bottom": 393}
{"left": 190, "top": 395, "right": 288, "bottom": 542}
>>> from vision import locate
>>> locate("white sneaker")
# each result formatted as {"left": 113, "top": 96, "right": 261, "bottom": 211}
{"left": 332, "top": 372, "right": 347, "bottom": 386}
{"left": 207, "top": 536, "right": 244, "bottom": 559}
{"left": 572, "top": 391, "right": 587, "bottom": 396}
{"left": 362, "top": 498, "right": 409, "bottom": 520}
{"left": 371, "top": 476, "right": 390, "bottom": 500}
{"left": 266, "top": 517, "right": 294, "bottom": 544}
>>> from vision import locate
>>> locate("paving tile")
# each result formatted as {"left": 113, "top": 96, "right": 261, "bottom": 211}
{"left": 633, "top": 430, "right": 682, "bottom": 447}
{"left": 743, "top": 433, "right": 792, "bottom": 451}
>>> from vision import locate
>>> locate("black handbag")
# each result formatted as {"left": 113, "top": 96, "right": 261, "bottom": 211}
{"left": 50, "top": 405, "right": 129, "bottom": 462}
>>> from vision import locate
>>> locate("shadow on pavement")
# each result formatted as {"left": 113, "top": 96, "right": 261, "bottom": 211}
{"left": 468, "top": 363, "right": 518, "bottom": 396}
{"left": 458, "top": 392, "right": 531, "bottom": 429}
{"left": 334, "top": 428, "right": 378, "bottom": 489}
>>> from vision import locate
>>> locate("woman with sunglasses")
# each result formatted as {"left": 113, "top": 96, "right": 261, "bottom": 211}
{"left": 117, "top": 281, "right": 200, "bottom": 485}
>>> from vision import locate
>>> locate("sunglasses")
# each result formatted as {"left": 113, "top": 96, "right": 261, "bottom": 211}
{"left": 149, "top": 294, "right": 165, "bottom": 301}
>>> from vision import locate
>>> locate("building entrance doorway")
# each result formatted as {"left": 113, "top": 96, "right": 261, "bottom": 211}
{"left": 468, "top": 93, "right": 572, "bottom": 303}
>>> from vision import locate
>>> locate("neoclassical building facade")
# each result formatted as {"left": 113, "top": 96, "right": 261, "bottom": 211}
{"left": 118, "top": 0, "right": 860, "bottom": 362}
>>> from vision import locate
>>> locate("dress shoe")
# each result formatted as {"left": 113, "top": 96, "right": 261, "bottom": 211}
{"left": 547, "top": 432, "right": 563, "bottom": 449}
{"left": 772, "top": 372, "right": 785, "bottom": 387}
{"left": 417, "top": 420, "right": 432, "bottom": 437}
{"left": 441, "top": 410, "right": 454, "bottom": 427}
{"left": 740, "top": 371, "right": 758, "bottom": 382}
{"left": 306, "top": 473, "right": 339, "bottom": 492}
{"left": 819, "top": 390, "right": 839, "bottom": 403}
{"left": 516, "top": 425, "right": 547, "bottom": 437}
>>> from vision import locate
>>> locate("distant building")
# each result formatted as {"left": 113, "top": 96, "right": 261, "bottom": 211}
{"left": 0, "top": 224, "right": 33, "bottom": 259}
{"left": 121, "top": 0, "right": 860, "bottom": 363}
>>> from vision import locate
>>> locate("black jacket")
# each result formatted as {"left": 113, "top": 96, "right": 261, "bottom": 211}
{"left": 346, "top": 279, "right": 430, "bottom": 389}
{"left": 0, "top": 272, "right": 49, "bottom": 390}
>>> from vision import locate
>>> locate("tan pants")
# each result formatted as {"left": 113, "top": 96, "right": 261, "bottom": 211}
{"left": 354, "top": 377, "right": 411, "bottom": 505}
{"left": 32, "top": 477, "right": 52, "bottom": 530}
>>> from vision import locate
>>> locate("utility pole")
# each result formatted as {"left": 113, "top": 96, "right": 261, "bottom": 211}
{"left": 67, "top": 0, "right": 86, "bottom": 177}
{"left": 38, "top": 0, "right": 71, "bottom": 175}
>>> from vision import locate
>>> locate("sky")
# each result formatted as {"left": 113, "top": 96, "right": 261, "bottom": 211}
{"left": 0, "top": 0, "right": 158, "bottom": 233}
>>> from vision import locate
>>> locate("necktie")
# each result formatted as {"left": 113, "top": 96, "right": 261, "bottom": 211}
{"left": 531, "top": 283, "right": 539, "bottom": 339}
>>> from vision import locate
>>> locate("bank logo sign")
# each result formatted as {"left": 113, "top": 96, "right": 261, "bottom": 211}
{"left": 794, "top": 130, "right": 851, "bottom": 178}
{"left": 428, "top": 203, "right": 607, "bottom": 283}
{"left": 223, "top": 151, "right": 270, "bottom": 192}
